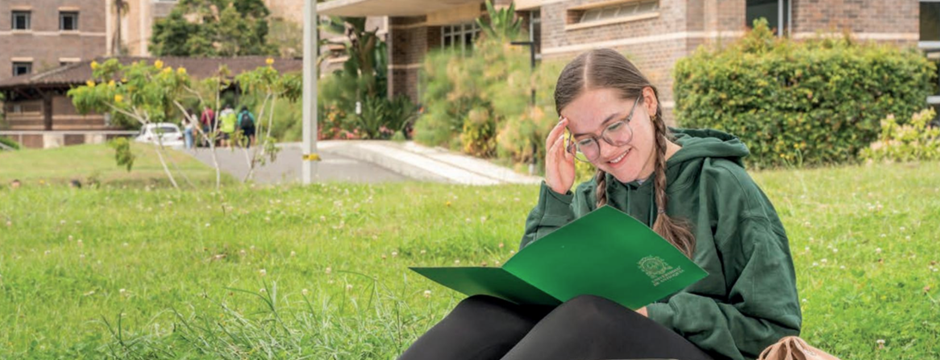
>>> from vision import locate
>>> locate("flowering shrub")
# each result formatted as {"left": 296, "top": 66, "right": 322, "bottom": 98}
{"left": 861, "top": 108, "right": 940, "bottom": 162}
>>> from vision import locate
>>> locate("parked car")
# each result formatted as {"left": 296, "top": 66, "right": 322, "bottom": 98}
{"left": 134, "top": 123, "right": 184, "bottom": 147}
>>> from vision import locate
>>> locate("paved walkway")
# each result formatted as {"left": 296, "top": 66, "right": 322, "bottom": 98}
{"left": 188, "top": 144, "right": 408, "bottom": 184}
{"left": 187, "top": 141, "right": 543, "bottom": 185}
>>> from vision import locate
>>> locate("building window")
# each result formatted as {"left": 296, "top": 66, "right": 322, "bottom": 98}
{"left": 12, "top": 62, "right": 32, "bottom": 76}
{"left": 746, "top": 0, "right": 790, "bottom": 37}
{"left": 921, "top": 1, "right": 940, "bottom": 43}
{"left": 12, "top": 11, "right": 30, "bottom": 30}
{"left": 442, "top": 22, "right": 480, "bottom": 56}
{"left": 529, "top": 10, "right": 542, "bottom": 60}
{"left": 572, "top": 0, "right": 658, "bottom": 25}
{"left": 60, "top": 12, "right": 79, "bottom": 31}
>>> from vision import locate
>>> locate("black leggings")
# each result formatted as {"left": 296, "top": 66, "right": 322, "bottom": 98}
{"left": 399, "top": 295, "right": 714, "bottom": 360}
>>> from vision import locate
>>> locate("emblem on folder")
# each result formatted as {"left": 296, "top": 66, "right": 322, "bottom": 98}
{"left": 639, "top": 256, "right": 683, "bottom": 286}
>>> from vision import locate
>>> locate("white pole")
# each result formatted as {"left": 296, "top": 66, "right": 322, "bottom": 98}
{"left": 302, "top": 0, "right": 320, "bottom": 184}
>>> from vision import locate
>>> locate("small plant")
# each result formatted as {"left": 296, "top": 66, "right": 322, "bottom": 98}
{"left": 861, "top": 108, "right": 940, "bottom": 162}
{"left": 108, "top": 137, "right": 136, "bottom": 172}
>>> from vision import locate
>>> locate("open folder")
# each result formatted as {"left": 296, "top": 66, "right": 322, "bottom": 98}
{"left": 410, "top": 206, "right": 707, "bottom": 310}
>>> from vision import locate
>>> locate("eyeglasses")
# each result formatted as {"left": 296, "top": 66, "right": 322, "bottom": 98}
{"left": 565, "top": 97, "right": 639, "bottom": 163}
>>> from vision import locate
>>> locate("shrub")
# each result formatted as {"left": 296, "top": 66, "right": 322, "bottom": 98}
{"left": 108, "top": 137, "right": 136, "bottom": 172}
{"left": 861, "top": 108, "right": 940, "bottom": 162}
{"left": 460, "top": 106, "right": 497, "bottom": 157}
{"left": 415, "top": 37, "right": 531, "bottom": 154}
{"left": 0, "top": 136, "right": 20, "bottom": 150}
{"left": 674, "top": 19, "right": 936, "bottom": 168}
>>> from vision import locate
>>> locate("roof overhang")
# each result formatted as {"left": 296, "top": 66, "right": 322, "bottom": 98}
{"left": 318, "top": 0, "right": 483, "bottom": 17}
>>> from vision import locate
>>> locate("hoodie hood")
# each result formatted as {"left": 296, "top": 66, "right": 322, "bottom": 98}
{"left": 603, "top": 128, "right": 751, "bottom": 226}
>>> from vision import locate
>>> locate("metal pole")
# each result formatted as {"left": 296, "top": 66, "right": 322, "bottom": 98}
{"left": 777, "top": 0, "right": 784, "bottom": 38}
{"left": 302, "top": 0, "right": 320, "bottom": 184}
{"left": 787, "top": 0, "right": 792, "bottom": 37}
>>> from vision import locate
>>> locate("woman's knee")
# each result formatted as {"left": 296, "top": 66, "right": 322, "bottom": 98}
{"left": 547, "top": 295, "right": 637, "bottom": 327}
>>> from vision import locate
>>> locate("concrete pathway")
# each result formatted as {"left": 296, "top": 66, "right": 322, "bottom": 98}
{"left": 188, "top": 144, "right": 408, "bottom": 184}
{"left": 186, "top": 141, "right": 543, "bottom": 185}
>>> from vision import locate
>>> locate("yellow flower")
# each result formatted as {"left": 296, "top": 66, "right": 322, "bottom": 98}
{"left": 86, "top": 80, "right": 95, "bottom": 88}
{"left": 163, "top": 67, "right": 173, "bottom": 74}
{"left": 177, "top": 67, "right": 187, "bottom": 75}
{"left": 114, "top": 94, "right": 124, "bottom": 103}
{"left": 121, "top": 77, "right": 127, "bottom": 83}
{"left": 265, "top": 58, "right": 275, "bottom": 66}
{"left": 90, "top": 61, "right": 99, "bottom": 70}
{"left": 154, "top": 59, "right": 164, "bottom": 69}
{"left": 108, "top": 80, "right": 116, "bottom": 87}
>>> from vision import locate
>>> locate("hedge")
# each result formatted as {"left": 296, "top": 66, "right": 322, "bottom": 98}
{"left": 674, "top": 19, "right": 936, "bottom": 168}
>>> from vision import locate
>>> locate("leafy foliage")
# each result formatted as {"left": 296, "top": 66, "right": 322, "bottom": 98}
{"left": 674, "top": 19, "right": 936, "bottom": 168}
{"left": 476, "top": 0, "right": 523, "bottom": 42}
{"left": 861, "top": 109, "right": 940, "bottom": 162}
{"left": 315, "top": 17, "right": 412, "bottom": 140}
{"left": 150, "top": 0, "right": 277, "bottom": 57}
{"left": 107, "top": 137, "right": 136, "bottom": 171}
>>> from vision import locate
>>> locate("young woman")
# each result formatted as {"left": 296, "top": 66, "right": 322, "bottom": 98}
{"left": 399, "top": 48, "right": 801, "bottom": 360}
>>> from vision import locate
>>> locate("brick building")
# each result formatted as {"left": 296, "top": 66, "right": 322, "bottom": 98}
{"left": 0, "top": 57, "right": 302, "bottom": 148}
{"left": 319, "top": 0, "right": 929, "bottom": 123}
{"left": 0, "top": 0, "right": 108, "bottom": 83}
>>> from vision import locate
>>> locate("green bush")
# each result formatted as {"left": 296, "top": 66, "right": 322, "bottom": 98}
{"left": 416, "top": 38, "right": 531, "bottom": 154}
{"left": 674, "top": 19, "right": 936, "bottom": 168}
{"left": 460, "top": 106, "right": 497, "bottom": 157}
{"left": 108, "top": 137, "right": 136, "bottom": 172}
{"left": 861, "top": 108, "right": 940, "bottom": 162}
{"left": 0, "top": 136, "right": 20, "bottom": 150}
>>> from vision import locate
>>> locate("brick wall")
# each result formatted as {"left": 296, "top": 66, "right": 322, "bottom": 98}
{"left": 0, "top": 0, "right": 107, "bottom": 82}
{"left": 539, "top": 0, "right": 697, "bottom": 124}
{"left": 390, "top": 16, "right": 432, "bottom": 102}
{"left": 793, "top": 0, "right": 918, "bottom": 37}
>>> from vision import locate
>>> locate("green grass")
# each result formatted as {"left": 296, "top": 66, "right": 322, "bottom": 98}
{"left": 0, "top": 152, "right": 938, "bottom": 358}
{"left": 0, "top": 143, "right": 233, "bottom": 188}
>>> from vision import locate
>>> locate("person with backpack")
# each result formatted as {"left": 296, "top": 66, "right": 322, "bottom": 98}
{"left": 218, "top": 104, "right": 237, "bottom": 148}
{"left": 237, "top": 106, "right": 256, "bottom": 148}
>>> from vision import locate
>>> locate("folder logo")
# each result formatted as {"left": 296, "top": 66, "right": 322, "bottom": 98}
{"left": 639, "top": 256, "right": 684, "bottom": 287}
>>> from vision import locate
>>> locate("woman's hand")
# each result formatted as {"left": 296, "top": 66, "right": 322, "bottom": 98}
{"left": 545, "top": 117, "right": 576, "bottom": 195}
{"left": 635, "top": 307, "right": 648, "bottom": 317}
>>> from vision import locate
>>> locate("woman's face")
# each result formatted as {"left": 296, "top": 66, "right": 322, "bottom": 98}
{"left": 560, "top": 87, "right": 658, "bottom": 183}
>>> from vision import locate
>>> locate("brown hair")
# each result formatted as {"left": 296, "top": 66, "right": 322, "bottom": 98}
{"left": 554, "top": 48, "right": 696, "bottom": 258}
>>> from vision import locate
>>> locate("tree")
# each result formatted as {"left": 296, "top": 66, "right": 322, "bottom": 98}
{"left": 476, "top": 0, "right": 522, "bottom": 42}
{"left": 150, "top": 0, "right": 277, "bottom": 57}
{"left": 68, "top": 58, "right": 297, "bottom": 188}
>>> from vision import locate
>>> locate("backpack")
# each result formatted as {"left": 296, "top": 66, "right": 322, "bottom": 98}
{"left": 238, "top": 111, "right": 255, "bottom": 129}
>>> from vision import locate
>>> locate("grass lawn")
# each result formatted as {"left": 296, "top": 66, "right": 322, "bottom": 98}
{"left": 0, "top": 143, "right": 233, "bottom": 188}
{"left": 0, "top": 146, "right": 938, "bottom": 358}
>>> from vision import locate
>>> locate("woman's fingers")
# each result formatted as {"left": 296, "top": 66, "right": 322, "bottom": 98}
{"left": 546, "top": 117, "right": 568, "bottom": 150}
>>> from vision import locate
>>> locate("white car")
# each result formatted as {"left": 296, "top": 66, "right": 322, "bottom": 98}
{"left": 134, "top": 123, "right": 185, "bottom": 147}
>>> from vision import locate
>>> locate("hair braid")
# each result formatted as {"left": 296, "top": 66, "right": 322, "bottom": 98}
{"left": 594, "top": 170, "right": 608, "bottom": 207}
{"left": 650, "top": 110, "right": 696, "bottom": 258}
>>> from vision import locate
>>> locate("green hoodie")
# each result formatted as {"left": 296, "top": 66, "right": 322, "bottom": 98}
{"left": 521, "top": 128, "right": 801, "bottom": 360}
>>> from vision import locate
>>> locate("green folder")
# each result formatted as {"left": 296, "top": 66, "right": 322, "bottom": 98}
{"left": 410, "top": 205, "right": 707, "bottom": 310}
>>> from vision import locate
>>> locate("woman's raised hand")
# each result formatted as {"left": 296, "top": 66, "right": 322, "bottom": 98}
{"left": 545, "top": 117, "right": 576, "bottom": 195}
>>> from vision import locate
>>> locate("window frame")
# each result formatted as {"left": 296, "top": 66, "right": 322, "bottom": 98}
{"left": 441, "top": 21, "right": 480, "bottom": 56}
{"left": 12, "top": 62, "right": 32, "bottom": 76}
{"left": 920, "top": 0, "right": 940, "bottom": 49}
{"left": 60, "top": 11, "right": 79, "bottom": 31}
{"left": 11, "top": 11, "right": 31, "bottom": 31}
{"left": 566, "top": 0, "right": 660, "bottom": 30}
